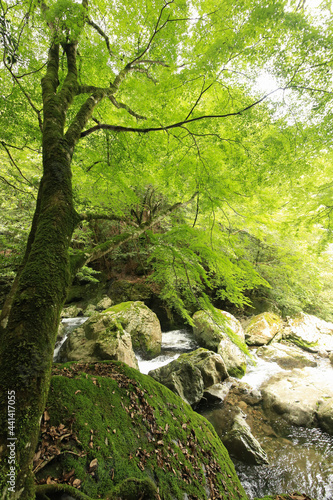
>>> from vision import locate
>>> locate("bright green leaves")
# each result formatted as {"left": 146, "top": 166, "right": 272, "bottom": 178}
{"left": 44, "top": 0, "right": 86, "bottom": 43}
{"left": 146, "top": 223, "right": 269, "bottom": 322}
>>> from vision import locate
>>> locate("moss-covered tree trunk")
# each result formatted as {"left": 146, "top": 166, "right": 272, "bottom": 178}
{"left": 0, "top": 42, "right": 84, "bottom": 499}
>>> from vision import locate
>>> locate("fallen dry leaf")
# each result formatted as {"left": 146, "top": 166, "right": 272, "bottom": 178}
{"left": 89, "top": 458, "right": 98, "bottom": 472}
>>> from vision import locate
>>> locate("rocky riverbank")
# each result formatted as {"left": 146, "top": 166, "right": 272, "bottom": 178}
{"left": 53, "top": 300, "right": 333, "bottom": 499}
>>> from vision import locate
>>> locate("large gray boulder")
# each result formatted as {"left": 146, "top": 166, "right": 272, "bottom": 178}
{"left": 244, "top": 312, "right": 283, "bottom": 346}
{"left": 61, "top": 316, "right": 139, "bottom": 369}
{"left": 103, "top": 301, "right": 162, "bottom": 359}
{"left": 261, "top": 367, "right": 333, "bottom": 429}
{"left": 61, "top": 304, "right": 84, "bottom": 318}
{"left": 256, "top": 343, "right": 317, "bottom": 369}
{"left": 149, "top": 348, "right": 228, "bottom": 405}
{"left": 222, "top": 411, "right": 269, "bottom": 465}
{"left": 281, "top": 313, "right": 333, "bottom": 353}
{"left": 192, "top": 309, "right": 247, "bottom": 378}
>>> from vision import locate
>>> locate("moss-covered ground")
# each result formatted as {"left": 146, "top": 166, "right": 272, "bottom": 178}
{"left": 35, "top": 361, "right": 248, "bottom": 500}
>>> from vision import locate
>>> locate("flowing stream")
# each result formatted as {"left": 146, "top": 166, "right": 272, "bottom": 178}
{"left": 53, "top": 317, "right": 88, "bottom": 362}
{"left": 136, "top": 329, "right": 198, "bottom": 374}
{"left": 54, "top": 322, "right": 333, "bottom": 499}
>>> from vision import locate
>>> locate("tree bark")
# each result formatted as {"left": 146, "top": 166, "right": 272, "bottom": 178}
{"left": 0, "top": 42, "right": 80, "bottom": 499}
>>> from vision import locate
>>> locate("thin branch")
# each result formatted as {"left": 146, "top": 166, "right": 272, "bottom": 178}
{"left": 0, "top": 175, "right": 35, "bottom": 197}
{"left": 192, "top": 192, "right": 200, "bottom": 228}
{"left": 1, "top": 142, "right": 35, "bottom": 187}
{"left": 0, "top": 141, "right": 41, "bottom": 153}
{"left": 185, "top": 77, "right": 214, "bottom": 121}
{"left": 109, "top": 95, "right": 146, "bottom": 120}
{"left": 131, "top": 59, "right": 169, "bottom": 67}
{"left": 86, "top": 160, "right": 102, "bottom": 172}
{"left": 3, "top": 59, "right": 43, "bottom": 132}
{"left": 86, "top": 192, "right": 198, "bottom": 264}
{"left": 289, "top": 85, "right": 333, "bottom": 94}
{"left": 128, "top": 1, "right": 174, "bottom": 66}
{"left": 16, "top": 62, "right": 47, "bottom": 79}
{"left": 86, "top": 17, "right": 115, "bottom": 57}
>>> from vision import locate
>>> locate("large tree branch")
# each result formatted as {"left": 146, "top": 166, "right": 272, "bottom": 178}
{"left": 58, "top": 42, "right": 79, "bottom": 103}
{"left": 78, "top": 212, "right": 126, "bottom": 222}
{"left": 80, "top": 88, "right": 283, "bottom": 138}
{"left": 65, "top": 92, "right": 105, "bottom": 149}
{"left": 41, "top": 42, "right": 60, "bottom": 97}
{"left": 78, "top": 84, "right": 116, "bottom": 94}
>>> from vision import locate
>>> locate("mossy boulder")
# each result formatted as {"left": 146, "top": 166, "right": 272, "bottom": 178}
{"left": 192, "top": 309, "right": 247, "bottom": 378}
{"left": 60, "top": 314, "right": 139, "bottom": 369}
{"left": 61, "top": 301, "right": 161, "bottom": 366}
{"left": 244, "top": 312, "right": 283, "bottom": 346}
{"left": 35, "top": 361, "right": 248, "bottom": 500}
{"left": 104, "top": 301, "right": 162, "bottom": 359}
{"left": 83, "top": 303, "right": 97, "bottom": 317}
{"left": 96, "top": 296, "right": 113, "bottom": 311}
{"left": 149, "top": 348, "right": 228, "bottom": 405}
{"left": 61, "top": 304, "right": 84, "bottom": 318}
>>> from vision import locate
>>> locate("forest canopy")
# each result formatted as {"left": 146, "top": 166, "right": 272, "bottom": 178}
{"left": 1, "top": 0, "right": 333, "bottom": 320}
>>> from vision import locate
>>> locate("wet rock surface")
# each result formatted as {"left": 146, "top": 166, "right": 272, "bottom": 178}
{"left": 281, "top": 312, "right": 333, "bottom": 352}
{"left": 148, "top": 348, "right": 228, "bottom": 405}
{"left": 192, "top": 308, "right": 247, "bottom": 377}
{"left": 244, "top": 312, "right": 283, "bottom": 346}
{"left": 256, "top": 342, "right": 317, "bottom": 369}
{"left": 222, "top": 410, "right": 269, "bottom": 465}
{"left": 260, "top": 366, "right": 333, "bottom": 429}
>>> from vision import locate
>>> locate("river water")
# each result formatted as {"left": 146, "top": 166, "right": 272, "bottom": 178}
{"left": 55, "top": 322, "right": 333, "bottom": 499}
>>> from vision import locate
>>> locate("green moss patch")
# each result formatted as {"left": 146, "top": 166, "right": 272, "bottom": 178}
{"left": 288, "top": 335, "right": 318, "bottom": 352}
{"left": 104, "top": 302, "right": 134, "bottom": 314}
{"left": 35, "top": 361, "right": 248, "bottom": 500}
